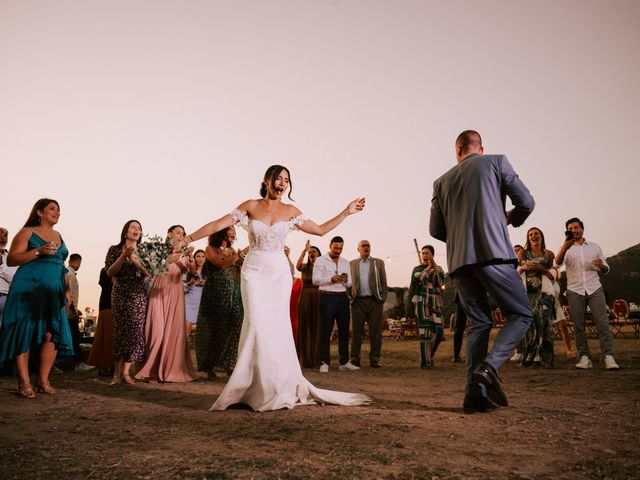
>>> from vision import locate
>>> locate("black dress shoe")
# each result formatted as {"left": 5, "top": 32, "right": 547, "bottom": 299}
{"left": 463, "top": 394, "right": 497, "bottom": 413}
{"left": 463, "top": 382, "right": 497, "bottom": 413}
{"left": 472, "top": 362, "right": 508, "bottom": 407}
{"left": 370, "top": 362, "right": 381, "bottom": 368}
{"left": 451, "top": 357, "right": 461, "bottom": 364}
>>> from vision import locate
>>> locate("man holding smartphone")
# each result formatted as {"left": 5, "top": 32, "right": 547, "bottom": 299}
{"left": 313, "top": 236, "right": 360, "bottom": 373}
{"left": 555, "top": 218, "right": 618, "bottom": 370}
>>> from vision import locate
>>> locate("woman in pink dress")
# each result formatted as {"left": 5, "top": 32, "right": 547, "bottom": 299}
{"left": 136, "top": 225, "right": 195, "bottom": 383}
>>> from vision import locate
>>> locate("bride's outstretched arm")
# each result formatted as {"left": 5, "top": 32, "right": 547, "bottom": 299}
{"left": 186, "top": 200, "right": 255, "bottom": 243}
{"left": 299, "top": 197, "right": 365, "bottom": 236}
{"left": 186, "top": 214, "right": 235, "bottom": 243}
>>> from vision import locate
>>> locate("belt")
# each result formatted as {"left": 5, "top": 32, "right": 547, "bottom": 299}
{"left": 357, "top": 295, "right": 373, "bottom": 299}
{"left": 0, "top": 292, "right": 7, "bottom": 297}
{"left": 320, "top": 291, "right": 348, "bottom": 296}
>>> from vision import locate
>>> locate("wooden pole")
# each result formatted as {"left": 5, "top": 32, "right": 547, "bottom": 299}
{"left": 413, "top": 238, "right": 422, "bottom": 263}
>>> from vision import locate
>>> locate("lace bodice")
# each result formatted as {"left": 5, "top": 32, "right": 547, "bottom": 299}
{"left": 229, "top": 209, "right": 307, "bottom": 252}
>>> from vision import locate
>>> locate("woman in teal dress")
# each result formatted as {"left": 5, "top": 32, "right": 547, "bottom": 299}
{"left": 0, "top": 198, "right": 74, "bottom": 397}
{"left": 518, "top": 227, "right": 557, "bottom": 368}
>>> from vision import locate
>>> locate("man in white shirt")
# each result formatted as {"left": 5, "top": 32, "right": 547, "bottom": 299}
{"left": 66, "top": 253, "right": 94, "bottom": 372}
{"left": 556, "top": 217, "right": 618, "bottom": 370}
{"left": 312, "top": 236, "right": 359, "bottom": 373}
{"left": 0, "top": 227, "right": 18, "bottom": 328}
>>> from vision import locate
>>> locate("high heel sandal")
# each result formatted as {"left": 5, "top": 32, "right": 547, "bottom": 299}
{"left": 122, "top": 373, "right": 135, "bottom": 385}
{"left": 110, "top": 374, "right": 122, "bottom": 386}
{"left": 36, "top": 380, "right": 56, "bottom": 395}
{"left": 17, "top": 382, "right": 36, "bottom": 399}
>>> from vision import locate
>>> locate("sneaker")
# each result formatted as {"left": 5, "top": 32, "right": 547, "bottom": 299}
{"left": 510, "top": 352, "right": 523, "bottom": 362}
{"left": 604, "top": 355, "right": 619, "bottom": 370}
{"left": 575, "top": 355, "right": 593, "bottom": 369}
{"left": 338, "top": 361, "right": 360, "bottom": 371}
{"left": 319, "top": 363, "right": 329, "bottom": 373}
{"left": 75, "top": 362, "right": 96, "bottom": 372}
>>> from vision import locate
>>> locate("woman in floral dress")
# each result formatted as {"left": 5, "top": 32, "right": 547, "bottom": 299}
{"left": 195, "top": 226, "right": 244, "bottom": 377}
{"left": 105, "top": 220, "right": 148, "bottom": 385}
{"left": 518, "top": 227, "right": 556, "bottom": 368}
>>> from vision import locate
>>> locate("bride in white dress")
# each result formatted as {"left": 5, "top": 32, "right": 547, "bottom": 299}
{"left": 186, "top": 165, "right": 372, "bottom": 411}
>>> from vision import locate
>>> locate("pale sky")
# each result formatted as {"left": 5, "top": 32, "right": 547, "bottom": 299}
{"left": 2, "top": 0, "right": 639, "bottom": 313}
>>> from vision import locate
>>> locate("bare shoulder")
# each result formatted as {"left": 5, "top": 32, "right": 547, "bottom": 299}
{"left": 286, "top": 204, "right": 303, "bottom": 217}
{"left": 236, "top": 199, "right": 259, "bottom": 212}
{"left": 14, "top": 228, "right": 33, "bottom": 241}
{"left": 546, "top": 249, "right": 556, "bottom": 260}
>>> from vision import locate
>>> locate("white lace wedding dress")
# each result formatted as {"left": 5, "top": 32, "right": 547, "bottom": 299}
{"left": 210, "top": 209, "right": 372, "bottom": 412}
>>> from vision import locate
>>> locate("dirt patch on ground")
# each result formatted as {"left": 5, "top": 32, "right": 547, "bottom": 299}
{"left": 1, "top": 335, "right": 639, "bottom": 479}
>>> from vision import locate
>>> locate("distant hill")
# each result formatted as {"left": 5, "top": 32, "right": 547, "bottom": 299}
{"left": 601, "top": 243, "right": 640, "bottom": 304}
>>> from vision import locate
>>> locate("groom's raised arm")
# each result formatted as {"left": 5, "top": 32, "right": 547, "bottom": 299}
{"left": 499, "top": 155, "right": 535, "bottom": 227}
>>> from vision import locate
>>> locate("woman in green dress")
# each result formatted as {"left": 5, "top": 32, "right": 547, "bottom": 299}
{"left": 195, "top": 226, "right": 244, "bottom": 377}
{"left": 0, "top": 198, "right": 74, "bottom": 397}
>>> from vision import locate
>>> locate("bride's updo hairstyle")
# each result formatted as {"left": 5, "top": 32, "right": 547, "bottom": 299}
{"left": 260, "top": 165, "right": 294, "bottom": 200}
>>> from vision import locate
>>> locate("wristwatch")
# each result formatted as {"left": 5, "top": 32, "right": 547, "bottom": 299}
{"left": 34, "top": 249, "right": 40, "bottom": 256}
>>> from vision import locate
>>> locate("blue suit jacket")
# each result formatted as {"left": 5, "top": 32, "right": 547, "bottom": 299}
{"left": 429, "top": 153, "right": 535, "bottom": 274}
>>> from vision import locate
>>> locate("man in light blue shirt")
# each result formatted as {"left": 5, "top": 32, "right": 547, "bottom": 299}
{"left": 349, "top": 240, "right": 387, "bottom": 368}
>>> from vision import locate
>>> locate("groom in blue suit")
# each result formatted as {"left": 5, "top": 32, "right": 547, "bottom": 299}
{"left": 430, "top": 130, "right": 535, "bottom": 413}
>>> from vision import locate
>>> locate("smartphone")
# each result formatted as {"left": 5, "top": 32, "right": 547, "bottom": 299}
{"left": 565, "top": 231, "right": 573, "bottom": 240}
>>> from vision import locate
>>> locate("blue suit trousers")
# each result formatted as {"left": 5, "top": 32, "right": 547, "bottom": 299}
{"left": 452, "top": 263, "right": 532, "bottom": 391}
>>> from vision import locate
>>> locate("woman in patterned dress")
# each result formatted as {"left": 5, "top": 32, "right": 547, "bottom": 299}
{"left": 295, "top": 240, "right": 322, "bottom": 368}
{"left": 105, "top": 220, "right": 149, "bottom": 385}
{"left": 518, "top": 227, "right": 556, "bottom": 368}
{"left": 195, "top": 226, "right": 244, "bottom": 378}
{"left": 406, "top": 245, "right": 446, "bottom": 368}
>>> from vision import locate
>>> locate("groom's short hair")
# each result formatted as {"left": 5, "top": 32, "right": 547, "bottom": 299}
{"left": 455, "top": 130, "right": 482, "bottom": 150}
{"left": 330, "top": 236, "right": 344, "bottom": 244}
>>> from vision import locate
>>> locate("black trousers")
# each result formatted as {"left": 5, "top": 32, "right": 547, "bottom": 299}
{"left": 68, "top": 310, "right": 83, "bottom": 362}
{"left": 319, "top": 295, "right": 350, "bottom": 366}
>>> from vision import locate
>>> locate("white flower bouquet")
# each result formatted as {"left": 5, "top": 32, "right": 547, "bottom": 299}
{"left": 135, "top": 235, "right": 175, "bottom": 278}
